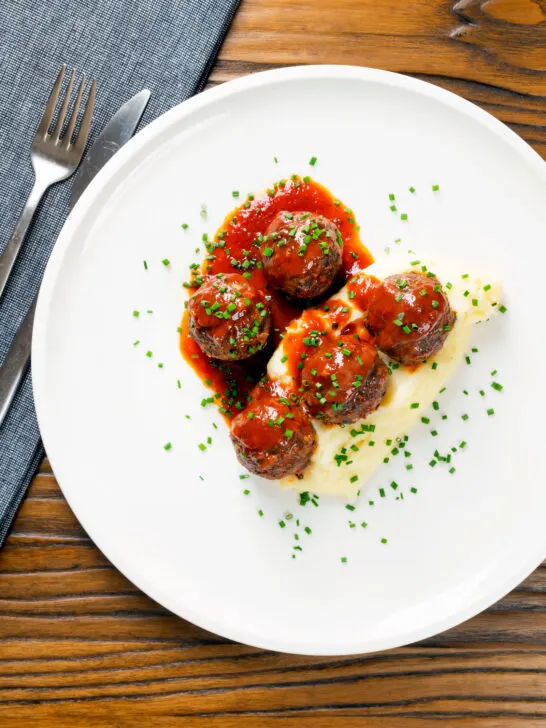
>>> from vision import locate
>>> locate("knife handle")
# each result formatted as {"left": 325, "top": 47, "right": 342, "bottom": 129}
{"left": 0, "top": 298, "right": 35, "bottom": 426}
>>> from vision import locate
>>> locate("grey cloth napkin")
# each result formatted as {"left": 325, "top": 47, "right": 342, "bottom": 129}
{"left": 0, "top": 0, "right": 240, "bottom": 545}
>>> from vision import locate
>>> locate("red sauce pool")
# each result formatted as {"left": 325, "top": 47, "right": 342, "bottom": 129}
{"left": 180, "top": 176, "right": 373, "bottom": 419}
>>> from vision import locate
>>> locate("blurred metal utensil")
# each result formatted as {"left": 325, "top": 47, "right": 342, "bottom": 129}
{"left": 0, "top": 65, "right": 96, "bottom": 299}
{"left": 0, "top": 88, "right": 150, "bottom": 427}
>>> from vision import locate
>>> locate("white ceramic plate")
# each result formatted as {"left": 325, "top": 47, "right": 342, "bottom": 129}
{"left": 33, "top": 66, "right": 546, "bottom": 655}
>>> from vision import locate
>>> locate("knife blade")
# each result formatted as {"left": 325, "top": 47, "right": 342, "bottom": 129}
{"left": 69, "top": 89, "right": 150, "bottom": 210}
{"left": 0, "top": 89, "right": 151, "bottom": 426}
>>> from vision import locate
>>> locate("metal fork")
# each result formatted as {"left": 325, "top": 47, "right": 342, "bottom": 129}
{"left": 0, "top": 65, "right": 96, "bottom": 299}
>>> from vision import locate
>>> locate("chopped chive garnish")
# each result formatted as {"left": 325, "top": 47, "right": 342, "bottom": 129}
{"left": 164, "top": 442, "right": 172, "bottom": 451}
{"left": 491, "top": 382, "right": 503, "bottom": 392}
{"left": 341, "top": 557, "right": 348, "bottom": 564}
{"left": 309, "top": 156, "right": 317, "bottom": 166}
{"left": 487, "top": 408, "right": 495, "bottom": 416}
{"left": 400, "top": 213, "right": 408, "bottom": 221}
{"left": 162, "top": 258, "right": 170, "bottom": 266}
{"left": 380, "top": 538, "right": 388, "bottom": 544}
{"left": 432, "top": 184, "right": 439, "bottom": 191}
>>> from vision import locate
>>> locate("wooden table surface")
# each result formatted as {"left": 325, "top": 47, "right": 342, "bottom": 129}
{"left": 1, "top": 1, "right": 545, "bottom": 726}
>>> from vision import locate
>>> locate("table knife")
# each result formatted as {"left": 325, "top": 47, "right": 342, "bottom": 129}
{"left": 0, "top": 89, "right": 151, "bottom": 426}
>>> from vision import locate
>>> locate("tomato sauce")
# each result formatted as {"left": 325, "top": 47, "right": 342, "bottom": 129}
{"left": 281, "top": 298, "right": 355, "bottom": 384}
{"left": 180, "top": 176, "right": 373, "bottom": 419}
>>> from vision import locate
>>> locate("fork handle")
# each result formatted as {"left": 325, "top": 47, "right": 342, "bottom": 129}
{"left": 0, "top": 298, "right": 35, "bottom": 427}
{"left": 0, "top": 178, "right": 50, "bottom": 300}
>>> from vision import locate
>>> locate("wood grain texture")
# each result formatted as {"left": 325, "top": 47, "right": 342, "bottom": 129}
{"left": 2, "top": 1, "right": 545, "bottom": 725}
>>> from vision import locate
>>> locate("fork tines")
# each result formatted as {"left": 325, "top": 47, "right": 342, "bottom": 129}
{"left": 36, "top": 64, "right": 96, "bottom": 152}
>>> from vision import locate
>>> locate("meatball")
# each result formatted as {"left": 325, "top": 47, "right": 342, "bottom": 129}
{"left": 188, "top": 273, "right": 271, "bottom": 360}
{"left": 366, "top": 271, "right": 456, "bottom": 366}
{"left": 300, "top": 328, "right": 388, "bottom": 424}
{"left": 262, "top": 211, "right": 342, "bottom": 298}
{"left": 230, "top": 380, "right": 317, "bottom": 479}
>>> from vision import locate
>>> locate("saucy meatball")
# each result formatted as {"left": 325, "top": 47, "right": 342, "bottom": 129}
{"left": 366, "top": 271, "right": 456, "bottom": 366}
{"left": 300, "top": 328, "right": 388, "bottom": 425}
{"left": 188, "top": 273, "right": 271, "bottom": 360}
{"left": 262, "top": 211, "right": 342, "bottom": 298}
{"left": 230, "top": 380, "right": 317, "bottom": 479}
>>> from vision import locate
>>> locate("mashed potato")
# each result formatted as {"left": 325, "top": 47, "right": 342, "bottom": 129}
{"left": 267, "top": 253, "right": 502, "bottom": 496}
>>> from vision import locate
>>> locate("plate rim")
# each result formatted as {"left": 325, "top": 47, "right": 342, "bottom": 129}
{"left": 32, "top": 64, "right": 546, "bottom": 655}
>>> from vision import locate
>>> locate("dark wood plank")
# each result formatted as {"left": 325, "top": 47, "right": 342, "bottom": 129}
{"left": 2, "top": 0, "right": 545, "bottom": 725}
